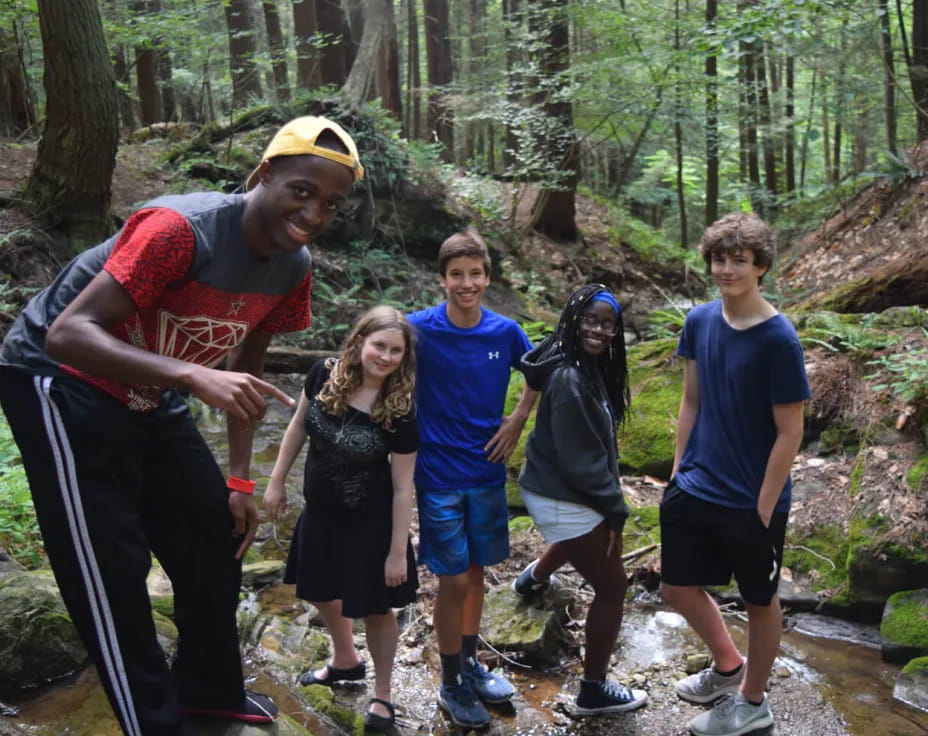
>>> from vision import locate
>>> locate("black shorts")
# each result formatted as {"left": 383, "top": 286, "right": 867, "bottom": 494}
{"left": 659, "top": 480, "right": 787, "bottom": 606}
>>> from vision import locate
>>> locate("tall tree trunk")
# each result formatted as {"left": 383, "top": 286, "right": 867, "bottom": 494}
{"left": 912, "top": 0, "right": 928, "bottom": 141}
{"left": 757, "top": 42, "right": 777, "bottom": 205}
{"left": 785, "top": 54, "right": 796, "bottom": 194}
{"left": 225, "top": 0, "right": 263, "bottom": 108}
{"left": 529, "top": 0, "right": 577, "bottom": 242}
{"left": 880, "top": 0, "right": 897, "bottom": 154}
{"left": 739, "top": 5, "right": 762, "bottom": 212}
{"left": 378, "top": 0, "right": 402, "bottom": 119}
{"left": 293, "top": 0, "right": 321, "bottom": 90}
{"left": 405, "top": 0, "right": 422, "bottom": 139}
{"left": 316, "top": 0, "right": 350, "bottom": 86}
{"left": 263, "top": 0, "right": 291, "bottom": 101}
{"left": 0, "top": 25, "right": 37, "bottom": 136}
{"left": 341, "top": 0, "right": 388, "bottom": 106}
{"left": 822, "top": 92, "right": 831, "bottom": 185}
{"left": 346, "top": 0, "right": 365, "bottom": 63}
{"left": 24, "top": 0, "right": 118, "bottom": 247}
{"left": 133, "top": 0, "right": 161, "bottom": 126}
{"left": 159, "top": 46, "right": 176, "bottom": 121}
{"left": 111, "top": 43, "right": 136, "bottom": 132}
{"left": 704, "top": 0, "right": 718, "bottom": 226}
{"left": 673, "top": 0, "right": 688, "bottom": 247}
{"left": 502, "top": 0, "right": 523, "bottom": 170}
{"left": 464, "top": 0, "right": 487, "bottom": 164}
{"left": 800, "top": 67, "right": 816, "bottom": 192}
{"left": 423, "top": 0, "right": 454, "bottom": 159}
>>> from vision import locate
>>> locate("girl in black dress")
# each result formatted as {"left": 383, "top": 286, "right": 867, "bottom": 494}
{"left": 264, "top": 305, "right": 418, "bottom": 731}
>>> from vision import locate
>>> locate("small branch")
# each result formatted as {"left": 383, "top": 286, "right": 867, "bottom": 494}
{"left": 478, "top": 634, "right": 533, "bottom": 669}
{"left": 622, "top": 542, "right": 659, "bottom": 562}
{"left": 785, "top": 544, "right": 836, "bottom": 571}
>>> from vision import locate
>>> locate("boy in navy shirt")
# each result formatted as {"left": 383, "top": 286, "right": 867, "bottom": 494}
{"left": 409, "top": 231, "right": 537, "bottom": 728}
{"left": 660, "top": 213, "right": 810, "bottom": 736}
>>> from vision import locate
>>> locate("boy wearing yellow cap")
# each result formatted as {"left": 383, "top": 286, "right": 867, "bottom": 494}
{"left": 0, "top": 117, "right": 361, "bottom": 734}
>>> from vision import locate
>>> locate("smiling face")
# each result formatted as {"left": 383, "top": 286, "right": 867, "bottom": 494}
{"left": 710, "top": 248, "right": 768, "bottom": 297}
{"left": 359, "top": 328, "right": 407, "bottom": 385}
{"left": 246, "top": 154, "right": 354, "bottom": 259}
{"left": 578, "top": 300, "right": 618, "bottom": 357}
{"left": 439, "top": 255, "right": 490, "bottom": 316}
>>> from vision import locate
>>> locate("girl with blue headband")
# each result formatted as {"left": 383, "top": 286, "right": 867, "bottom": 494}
{"left": 512, "top": 283, "right": 646, "bottom": 716}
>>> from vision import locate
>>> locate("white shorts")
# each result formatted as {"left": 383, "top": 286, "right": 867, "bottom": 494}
{"left": 521, "top": 487, "right": 604, "bottom": 544}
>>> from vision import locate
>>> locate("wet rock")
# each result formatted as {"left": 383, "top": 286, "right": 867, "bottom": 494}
{"left": 0, "top": 571, "right": 87, "bottom": 697}
{"left": 480, "top": 584, "right": 569, "bottom": 655}
{"left": 195, "top": 713, "right": 312, "bottom": 735}
{"left": 242, "top": 560, "right": 286, "bottom": 590}
{"left": 845, "top": 545, "right": 928, "bottom": 622}
{"left": 0, "top": 549, "right": 24, "bottom": 579}
{"left": 881, "top": 589, "right": 928, "bottom": 664}
{"left": 894, "top": 656, "right": 928, "bottom": 713}
{"left": 299, "top": 684, "right": 363, "bottom": 734}
{"left": 238, "top": 612, "right": 331, "bottom": 684}
{"left": 153, "top": 611, "right": 178, "bottom": 660}
{"left": 684, "top": 653, "right": 711, "bottom": 674}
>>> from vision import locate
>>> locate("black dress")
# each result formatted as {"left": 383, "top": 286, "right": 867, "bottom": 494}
{"left": 284, "top": 361, "right": 419, "bottom": 618}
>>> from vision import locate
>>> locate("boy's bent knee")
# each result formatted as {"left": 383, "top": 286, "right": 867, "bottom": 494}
{"left": 660, "top": 582, "right": 701, "bottom": 607}
{"left": 438, "top": 571, "right": 471, "bottom": 600}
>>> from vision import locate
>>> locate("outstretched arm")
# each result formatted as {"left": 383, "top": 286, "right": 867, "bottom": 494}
{"left": 485, "top": 382, "right": 539, "bottom": 463}
{"left": 263, "top": 391, "right": 310, "bottom": 522}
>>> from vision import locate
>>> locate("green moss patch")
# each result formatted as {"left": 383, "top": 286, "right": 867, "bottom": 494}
{"left": 903, "top": 656, "right": 928, "bottom": 675}
{"left": 882, "top": 590, "right": 928, "bottom": 649}
{"left": 301, "top": 684, "right": 364, "bottom": 735}
{"left": 783, "top": 524, "right": 851, "bottom": 592}
{"left": 623, "top": 505, "right": 661, "bottom": 550}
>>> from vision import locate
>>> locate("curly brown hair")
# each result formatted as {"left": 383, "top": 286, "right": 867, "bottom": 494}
{"left": 699, "top": 212, "right": 775, "bottom": 283}
{"left": 317, "top": 305, "right": 416, "bottom": 429}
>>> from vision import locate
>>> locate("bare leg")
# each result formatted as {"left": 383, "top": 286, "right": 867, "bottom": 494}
{"left": 365, "top": 611, "right": 399, "bottom": 719}
{"left": 533, "top": 542, "right": 571, "bottom": 581}
{"left": 310, "top": 599, "right": 362, "bottom": 678}
{"left": 660, "top": 584, "right": 743, "bottom": 673}
{"left": 434, "top": 572, "right": 470, "bottom": 654}
{"left": 461, "top": 565, "right": 485, "bottom": 637}
{"left": 741, "top": 596, "right": 781, "bottom": 701}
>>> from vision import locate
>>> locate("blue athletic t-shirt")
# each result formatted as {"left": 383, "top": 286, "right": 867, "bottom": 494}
{"left": 674, "top": 301, "right": 810, "bottom": 512}
{"left": 408, "top": 303, "right": 532, "bottom": 490}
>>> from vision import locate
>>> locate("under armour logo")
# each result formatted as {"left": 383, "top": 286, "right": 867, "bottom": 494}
{"left": 488, "top": 351, "right": 499, "bottom": 359}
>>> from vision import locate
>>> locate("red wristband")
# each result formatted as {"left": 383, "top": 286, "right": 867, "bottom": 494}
{"left": 227, "top": 476, "right": 256, "bottom": 495}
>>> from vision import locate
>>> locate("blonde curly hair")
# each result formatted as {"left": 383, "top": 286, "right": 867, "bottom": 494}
{"left": 317, "top": 305, "right": 416, "bottom": 430}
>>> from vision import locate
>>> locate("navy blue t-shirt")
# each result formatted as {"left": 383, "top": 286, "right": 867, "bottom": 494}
{"left": 408, "top": 303, "right": 532, "bottom": 490}
{"left": 674, "top": 301, "right": 811, "bottom": 512}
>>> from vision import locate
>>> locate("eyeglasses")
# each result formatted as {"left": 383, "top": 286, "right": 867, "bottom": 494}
{"left": 579, "top": 314, "right": 619, "bottom": 336}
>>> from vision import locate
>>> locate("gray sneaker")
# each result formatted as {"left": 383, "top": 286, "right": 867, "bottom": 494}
{"left": 674, "top": 663, "right": 744, "bottom": 704}
{"left": 689, "top": 692, "right": 773, "bottom": 736}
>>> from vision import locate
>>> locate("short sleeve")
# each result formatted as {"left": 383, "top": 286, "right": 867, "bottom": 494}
{"left": 677, "top": 312, "right": 696, "bottom": 359}
{"left": 303, "top": 360, "right": 331, "bottom": 400}
{"left": 103, "top": 208, "right": 195, "bottom": 310}
{"left": 509, "top": 323, "right": 533, "bottom": 371}
{"left": 769, "top": 334, "right": 811, "bottom": 404}
{"left": 387, "top": 410, "right": 419, "bottom": 454}
{"left": 257, "top": 270, "right": 312, "bottom": 334}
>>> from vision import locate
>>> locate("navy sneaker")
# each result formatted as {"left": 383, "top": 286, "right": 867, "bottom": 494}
{"left": 438, "top": 679, "right": 491, "bottom": 728}
{"left": 575, "top": 679, "right": 648, "bottom": 715}
{"left": 463, "top": 657, "right": 515, "bottom": 703}
{"left": 511, "top": 559, "right": 558, "bottom": 597}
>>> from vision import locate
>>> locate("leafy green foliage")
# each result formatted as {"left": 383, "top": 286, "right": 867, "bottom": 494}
{"left": 866, "top": 334, "right": 928, "bottom": 404}
{"left": 0, "top": 412, "right": 44, "bottom": 569}
{"left": 647, "top": 306, "right": 687, "bottom": 339}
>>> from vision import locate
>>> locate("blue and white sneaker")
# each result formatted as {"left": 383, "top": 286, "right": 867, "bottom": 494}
{"left": 463, "top": 657, "right": 515, "bottom": 703}
{"left": 511, "top": 559, "right": 558, "bottom": 597}
{"left": 438, "top": 678, "right": 491, "bottom": 728}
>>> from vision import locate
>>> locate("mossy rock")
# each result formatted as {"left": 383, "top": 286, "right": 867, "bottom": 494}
{"left": 903, "top": 656, "right": 928, "bottom": 676}
{"left": 150, "top": 594, "right": 174, "bottom": 620}
{"left": 618, "top": 339, "right": 681, "bottom": 478}
{"left": 480, "top": 585, "right": 567, "bottom": 655}
{"left": 908, "top": 455, "right": 928, "bottom": 490}
{"left": 870, "top": 306, "right": 928, "bottom": 328}
{"left": 894, "top": 656, "right": 928, "bottom": 713}
{"left": 504, "top": 371, "right": 537, "bottom": 509}
{"left": 0, "top": 571, "right": 88, "bottom": 697}
{"left": 301, "top": 684, "right": 364, "bottom": 735}
{"left": 819, "top": 425, "right": 860, "bottom": 455}
{"left": 882, "top": 589, "right": 928, "bottom": 664}
{"left": 623, "top": 505, "right": 661, "bottom": 550}
{"left": 241, "top": 560, "right": 286, "bottom": 590}
{"left": 782, "top": 523, "right": 850, "bottom": 594}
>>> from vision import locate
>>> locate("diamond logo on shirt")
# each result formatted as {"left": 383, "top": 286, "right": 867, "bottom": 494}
{"left": 158, "top": 311, "right": 248, "bottom": 367}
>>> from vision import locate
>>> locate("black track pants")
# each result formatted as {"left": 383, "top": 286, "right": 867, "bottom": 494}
{"left": 0, "top": 370, "right": 245, "bottom": 735}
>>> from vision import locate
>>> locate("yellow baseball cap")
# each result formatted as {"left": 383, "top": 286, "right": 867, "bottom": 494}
{"left": 245, "top": 116, "right": 364, "bottom": 190}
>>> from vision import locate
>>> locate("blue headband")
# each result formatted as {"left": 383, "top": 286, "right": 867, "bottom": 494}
{"left": 590, "top": 291, "right": 620, "bottom": 314}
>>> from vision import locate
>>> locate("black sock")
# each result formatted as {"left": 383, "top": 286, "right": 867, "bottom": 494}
{"left": 715, "top": 661, "right": 744, "bottom": 677}
{"left": 462, "top": 634, "right": 479, "bottom": 665}
{"left": 746, "top": 696, "right": 764, "bottom": 706}
{"left": 440, "top": 651, "right": 462, "bottom": 686}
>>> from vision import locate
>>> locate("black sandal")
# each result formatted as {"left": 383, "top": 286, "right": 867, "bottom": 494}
{"left": 298, "top": 660, "right": 366, "bottom": 687}
{"left": 363, "top": 697, "right": 396, "bottom": 732}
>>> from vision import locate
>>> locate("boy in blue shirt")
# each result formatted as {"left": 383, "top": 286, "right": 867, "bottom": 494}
{"left": 660, "top": 213, "right": 810, "bottom": 736}
{"left": 408, "top": 231, "right": 537, "bottom": 729}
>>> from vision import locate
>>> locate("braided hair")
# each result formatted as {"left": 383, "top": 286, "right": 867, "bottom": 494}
{"left": 551, "top": 283, "right": 631, "bottom": 424}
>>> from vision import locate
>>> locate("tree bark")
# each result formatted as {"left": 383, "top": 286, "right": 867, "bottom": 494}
{"left": 341, "top": 0, "right": 388, "bottom": 106}
{"left": 738, "top": 3, "right": 762, "bottom": 212}
{"left": 880, "top": 0, "right": 897, "bottom": 155}
{"left": 132, "top": 0, "right": 161, "bottom": 126}
{"left": 263, "top": 0, "right": 291, "bottom": 101}
{"left": 405, "top": 0, "right": 422, "bottom": 139}
{"left": 0, "top": 25, "right": 37, "bottom": 137}
{"left": 704, "top": 0, "right": 718, "bottom": 226}
{"left": 316, "top": 0, "right": 350, "bottom": 86}
{"left": 225, "top": 0, "right": 263, "bottom": 108}
{"left": 159, "top": 45, "right": 176, "bottom": 121}
{"left": 502, "top": 0, "right": 523, "bottom": 170}
{"left": 378, "top": 1, "right": 403, "bottom": 119}
{"left": 24, "top": 0, "right": 119, "bottom": 247}
{"left": 423, "top": 0, "right": 454, "bottom": 159}
{"left": 785, "top": 54, "right": 796, "bottom": 194}
{"left": 912, "top": 0, "right": 928, "bottom": 141}
{"left": 757, "top": 42, "right": 777, "bottom": 204}
{"left": 529, "top": 0, "right": 578, "bottom": 242}
{"left": 673, "top": 0, "right": 688, "bottom": 247}
{"left": 293, "top": 0, "right": 321, "bottom": 90}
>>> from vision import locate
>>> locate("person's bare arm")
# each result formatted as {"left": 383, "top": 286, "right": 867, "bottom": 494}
{"left": 263, "top": 391, "right": 310, "bottom": 521}
{"left": 385, "top": 451, "right": 417, "bottom": 586}
{"left": 756, "top": 401, "right": 805, "bottom": 526}
{"left": 485, "top": 383, "right": 539, "bottom": 463}
{"left": 671, "top": 359, "right": 700, "bottom": 478}
{"left": 46, "top": 270, "right": 292, "bottom": 421}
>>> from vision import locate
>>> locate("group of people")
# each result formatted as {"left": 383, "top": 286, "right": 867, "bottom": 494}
{"left": 0, "top": 116, "right": 809, "bottom": 736}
